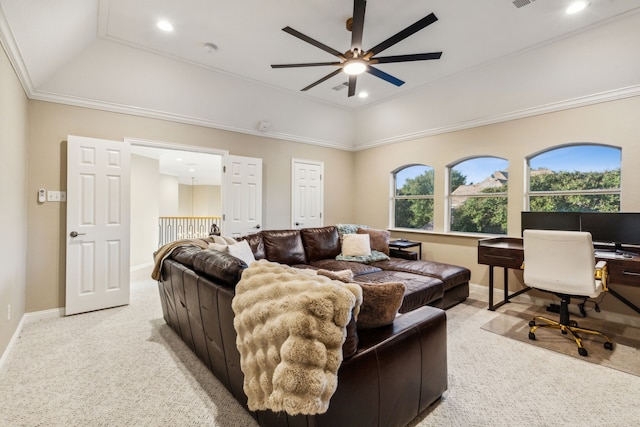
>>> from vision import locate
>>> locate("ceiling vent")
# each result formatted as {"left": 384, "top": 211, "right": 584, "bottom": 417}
{"left": 512, "top": 0, "right": 536, "bottom": 8}
{"left": 332, "top": 82, "right": 349, "bottom": 91}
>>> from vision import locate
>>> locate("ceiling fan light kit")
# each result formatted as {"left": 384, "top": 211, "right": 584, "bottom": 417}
{"left": 271, "top": 0, "right": 442, "bottom": 97}
{"left": 343, "top": 59, "right": 367, "bottom": 75}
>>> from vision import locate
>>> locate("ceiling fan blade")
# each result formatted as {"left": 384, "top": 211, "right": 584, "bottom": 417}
{"left": 350, "top": 0, "right": 367, "bottom": 52}
{"left": 371, "top": 52, "right": 442, "bottom": 64}
{"left": 348, "top": 75, "right": 357, "bottom": 97}
{"left": 365, "top": 13, "right": 438, "bottom": 58}
{"left": 271, "top": 62, "right": 341, "bottom": 68}
{"left": 301, "top": 69, "right": 343, "bottom": 92}
{"left": 367, "top": 66, "right": 405, "bottom": 87}
{"left": 282, "top": 27, "right": 346, "bottom": 60}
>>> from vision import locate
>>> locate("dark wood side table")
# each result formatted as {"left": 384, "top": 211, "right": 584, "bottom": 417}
{"left": 389, "top": 239, "right": 422, "bottom": 259}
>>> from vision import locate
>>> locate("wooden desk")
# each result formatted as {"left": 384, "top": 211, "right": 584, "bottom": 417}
{"left": 478, "top": 237, "right": 640, "bottom": 313}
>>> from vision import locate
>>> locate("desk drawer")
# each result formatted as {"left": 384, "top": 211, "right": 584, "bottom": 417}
{"left": 607, "top": 259, "right": 640, "bottom": 286}
{"left": 478, "top": 247, "right": 524, "bottom": 269}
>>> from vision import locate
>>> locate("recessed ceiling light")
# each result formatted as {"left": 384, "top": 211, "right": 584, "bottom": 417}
{"left": 176, "top": 157, "right": 183, "bottom": 161}
{"left": 358, "top": 91, "right": 369, "bottom": 99}
{"left": 157, "top": 20, "right": 174, "bottom": 32}
{"left": 566, "top": 1, "right": 590, "bottom": 14}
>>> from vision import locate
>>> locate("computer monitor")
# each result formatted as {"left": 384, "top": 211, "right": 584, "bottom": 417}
{"left": 579, "top": 212, "right": 640, "bottom": 252}
{"left": 521, "top": 211, "right": 581, "bottom": 236}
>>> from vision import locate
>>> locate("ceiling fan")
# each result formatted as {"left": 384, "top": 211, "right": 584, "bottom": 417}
{"left": 271, "top": 0, "right": 442, "bottom": 97}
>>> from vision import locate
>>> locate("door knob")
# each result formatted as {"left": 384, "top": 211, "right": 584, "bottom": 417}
{"left": 254, "top": 225, "right": 261, "bottom": 229}
{"left": 69, "top": 231, "right": 86, "bottom": 237}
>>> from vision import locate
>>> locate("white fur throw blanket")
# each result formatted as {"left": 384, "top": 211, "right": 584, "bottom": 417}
{"left": 232, "top": 260, "right": 362, "bottom": 415}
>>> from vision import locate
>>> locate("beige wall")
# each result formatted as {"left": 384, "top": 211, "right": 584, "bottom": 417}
{"left": 159, "top": 174, "right": 179, "bottom": 216}
{"left": 25, "top": 100, "right": 355, "bottom": 312}
{"left": 0, "top": 44, "right": 29, "bottom": 356}
{"left": 131, "top": 154, "right": 160, "bottom": 268}
{"left": 354, "top": 96, "right": 640, "bottom": 318}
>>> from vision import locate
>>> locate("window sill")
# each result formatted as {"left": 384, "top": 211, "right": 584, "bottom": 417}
{"left": 387, "top": 227, "right": 506, "bottom": 240}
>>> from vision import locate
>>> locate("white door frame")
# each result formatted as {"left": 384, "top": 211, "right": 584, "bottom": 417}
{"left": 125, "top": 137, "right": 229, "bottom": 231}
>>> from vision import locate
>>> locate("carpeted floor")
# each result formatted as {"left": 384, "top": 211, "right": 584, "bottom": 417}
{"left": 1, "top": 280, "right": 639, "bottom": 426}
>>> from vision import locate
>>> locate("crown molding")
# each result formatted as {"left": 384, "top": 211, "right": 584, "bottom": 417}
{"left": 353, "top": 85, "right": 640, "bottom": 151}
{"left": 28, "top": 89, "right": 354, "bottom": 151}
{"left": 0, "top": 3, "right": 35, "bottom": 97}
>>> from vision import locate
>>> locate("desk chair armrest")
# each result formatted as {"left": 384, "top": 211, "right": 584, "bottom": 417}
{"left": 595, "top": 260, "right": 608, "bottom": 290}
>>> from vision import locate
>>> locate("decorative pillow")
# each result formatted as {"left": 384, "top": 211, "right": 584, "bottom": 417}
{"left": 335, "top": 250, "right": 390, "bottom": 264}
{"left": 228, "top": 239, "right": 256, "bottom": 266}
{"left": 356, "top": 282, "right": 406, "bottom": 329}
{"left": 358, "top": 228, "right": 390, "bottom": 256}
{"left": 208, "top": 242, "right": 229, "bottom": 252}
{"left": 341, "top": 234, "right": 371, "bottom": 257}
{"left": 211, "top": 235, "right": 238, "bottom": 245}
{"left": 336, "top": 224, "right": 369, "bottom": 242}
{"left": 317, "top": 269, "right": 404, "bottom": 330}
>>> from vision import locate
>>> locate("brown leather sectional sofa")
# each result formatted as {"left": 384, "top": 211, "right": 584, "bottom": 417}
{"left": 156, "top": 225, "right": 470, "bottom": 427}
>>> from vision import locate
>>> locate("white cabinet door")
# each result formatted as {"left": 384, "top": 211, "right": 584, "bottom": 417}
{"left": 66, "top": 135, "right": 130, "bottom": 315}
{"left": 292, "top": 159, "right": 324, "bottom": 229}
{"left": 223, "top": 155, "right": 263, "bottom": 237}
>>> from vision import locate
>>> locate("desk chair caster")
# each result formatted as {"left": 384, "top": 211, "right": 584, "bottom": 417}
{"left": 528, "top": 318, "right": 614, "bottom": 357}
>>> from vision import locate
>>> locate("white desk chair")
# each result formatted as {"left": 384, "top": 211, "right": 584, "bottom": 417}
{"left": 523, "top": 229, "right": 614, "bottom": 357}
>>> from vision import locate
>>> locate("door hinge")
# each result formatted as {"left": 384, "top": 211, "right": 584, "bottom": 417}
{"left": 223, "top": 166, "right": 226, "bottom": 173}
{"left": 222, "top": 214, "right": 226, "bottom": 221}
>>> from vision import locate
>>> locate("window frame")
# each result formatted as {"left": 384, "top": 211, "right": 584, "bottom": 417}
{"left": 525, "top": 143, "right": 621, "bottom": 212}
{"left": 390, "top": 164, "right": 435, "bottom": 231}
{"left": 446, "top": 156, "right": 509, "bottom": 235}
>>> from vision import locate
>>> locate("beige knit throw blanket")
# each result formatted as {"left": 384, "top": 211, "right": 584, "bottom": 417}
{"left": 232, "top": 260, "right": 362, "bottom": 415}
{"left": 150, "top": 238, "right": 210, "bottom": 281}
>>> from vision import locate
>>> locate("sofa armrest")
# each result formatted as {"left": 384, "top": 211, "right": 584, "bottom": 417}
{"left": 322, "top": 305, "right": 447, "bottom": 427}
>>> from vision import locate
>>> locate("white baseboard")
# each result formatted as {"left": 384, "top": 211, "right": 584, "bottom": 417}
{"left": 0, "top": 307, "right": 64, "bottom": 374}
{"left": 24, "top": 307, "right": 65, "bottom": 323}
{"left": 0, "top": 314, "right": 26, "bottom": 375}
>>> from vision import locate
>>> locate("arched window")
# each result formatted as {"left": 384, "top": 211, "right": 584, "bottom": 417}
{"left": 527, "top": 144, "right": 621, "bottom": 212}
{"left": 449, "top": 157, "right": 509, "bottom": 234}
{"left": 392, "top": 165, "right": 434, "bottom": 230}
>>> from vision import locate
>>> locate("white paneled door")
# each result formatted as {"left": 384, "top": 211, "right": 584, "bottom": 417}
{"left": 292, "top": 159, "right": 324, "bottom": 229}
{"left": 223, "top": 155, "right": 263, "bottom": 237}
{"left": 66, "top": 135, "right": 131, "bottom": 315}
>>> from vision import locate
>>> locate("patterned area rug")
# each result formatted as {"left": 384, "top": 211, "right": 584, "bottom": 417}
{"left": 481, "top": 304, "right": 640, "bottom": 377}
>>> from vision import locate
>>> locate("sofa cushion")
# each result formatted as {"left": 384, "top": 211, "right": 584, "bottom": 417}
{"left": 192, "top": 249, "right": 247, "bottom": 288}
{"left": 261, "top": 229, "right": 307, "bottom": 265}
{"left": 354, "top": 270, "right": 444, "bottom": 313}
{"left": 170, "top": 246, "right": 202, "bottom": 268}
{"left": 239, "top": 233, "right": 266, "bottom": 260}
{"left": 309, "top": 259, "right": 382, "bottom": 276}
{"left": 372, "top": 258, "right": 471, "bottom": 291}
{"left": 358, "top": 228, "right": 391, "bottom": 256}
{"left": 300, "top": 225, "right": 341, "bottom": 262}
